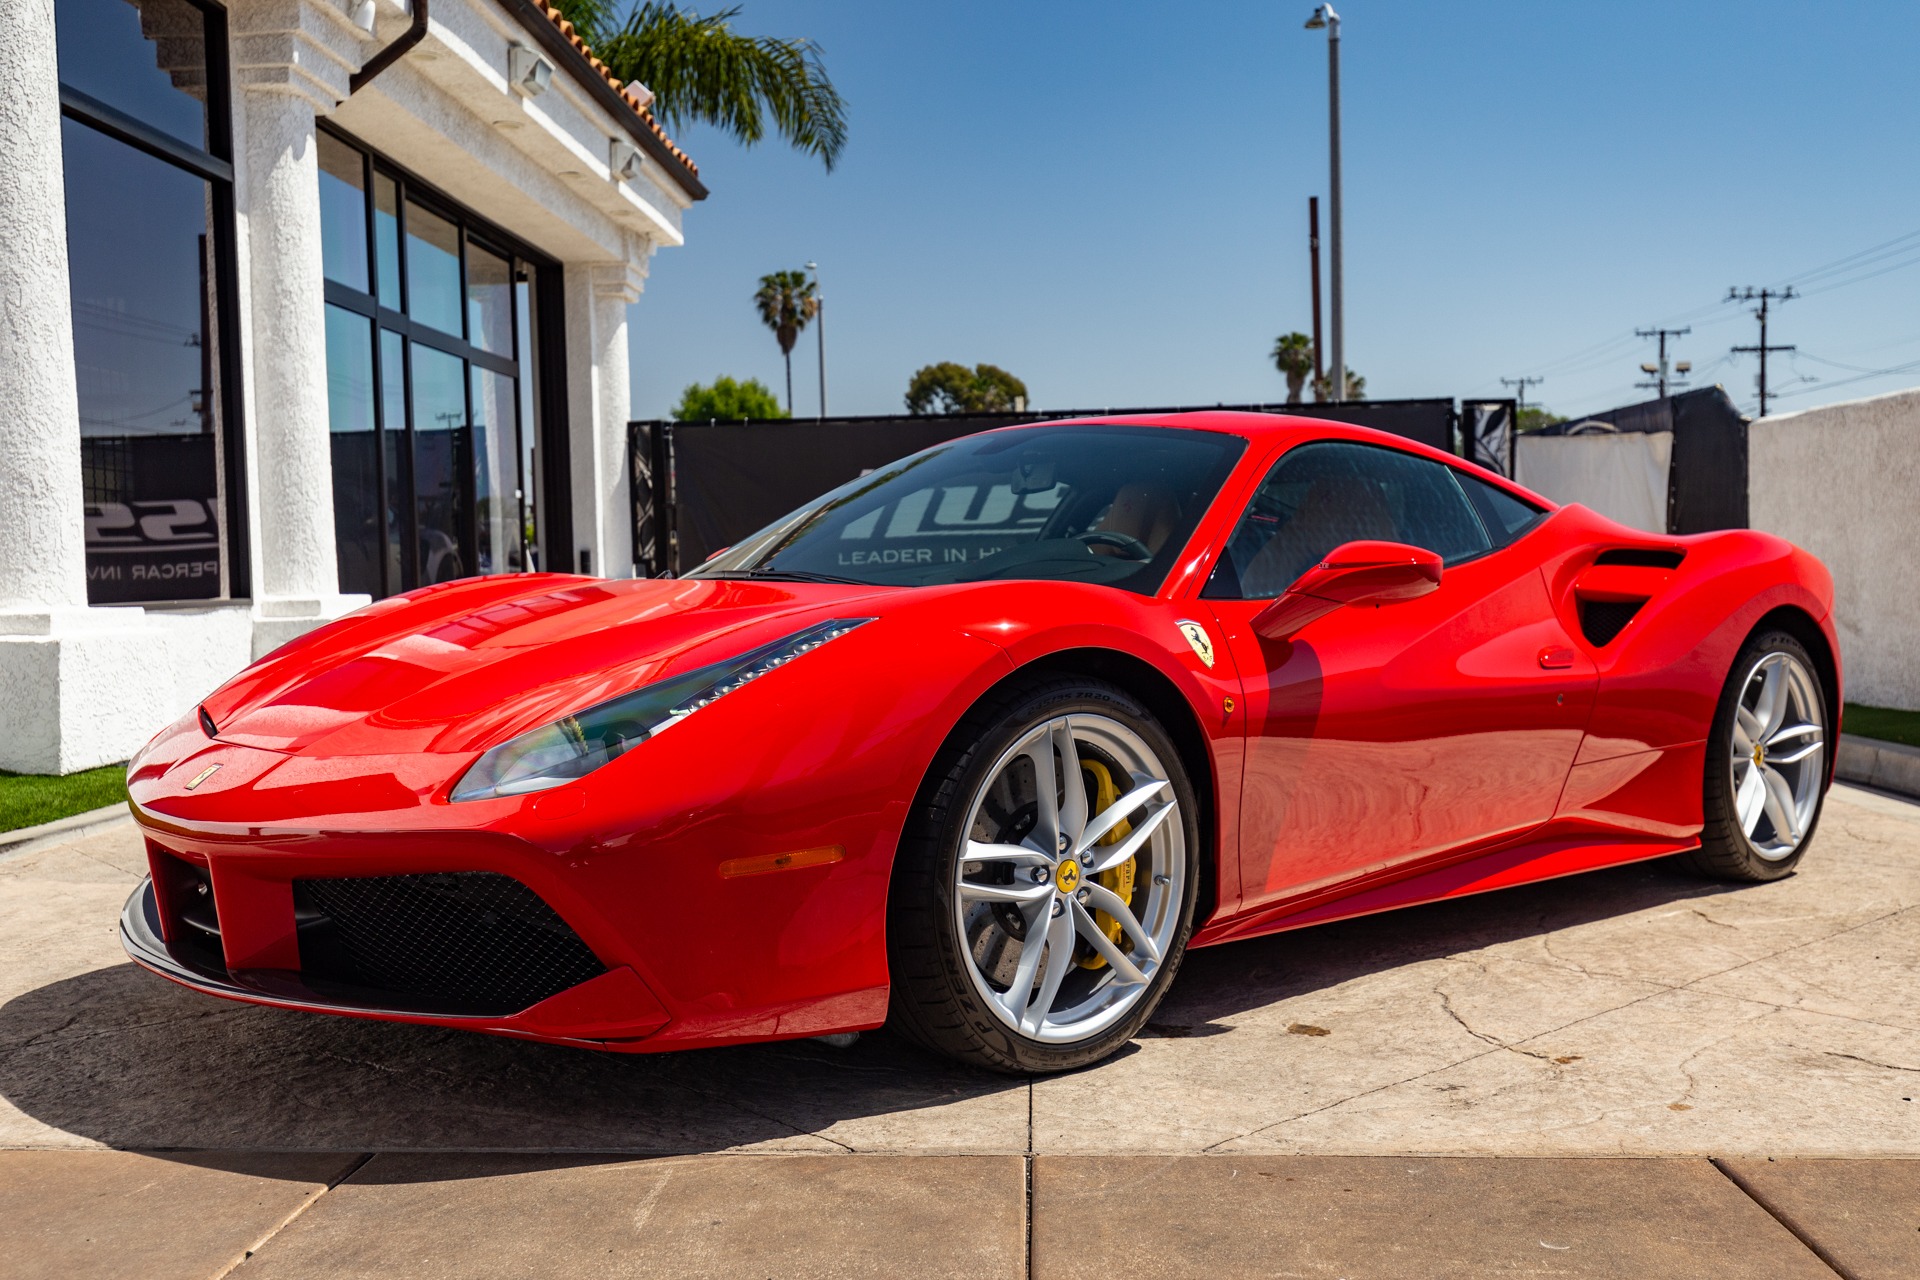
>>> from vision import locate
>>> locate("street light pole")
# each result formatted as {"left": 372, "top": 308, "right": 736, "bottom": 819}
{"left": 806, "top": 260, "right": 826, "bottom": 420}
{"left": 1306, "top": 4, "right": 1344, "bottom": 400}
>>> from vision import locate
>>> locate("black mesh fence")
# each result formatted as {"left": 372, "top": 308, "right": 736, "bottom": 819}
{"left": 630, "top": 399, "right": 1509, "bottom": 576}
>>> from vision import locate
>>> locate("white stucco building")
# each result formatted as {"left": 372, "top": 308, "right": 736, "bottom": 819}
{"left": 0, "top": 0, "right": 703, "bottom": 773}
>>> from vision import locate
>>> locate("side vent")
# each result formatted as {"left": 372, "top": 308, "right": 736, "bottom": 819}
{"left": 1594, "top": 547, "right": 1684, "bottom": 570}
{"left": 198, "top": 706, "right": 218, "bottom": 737}
{"left": 1579, "top": 597, "right": 1645, "bottom": 647}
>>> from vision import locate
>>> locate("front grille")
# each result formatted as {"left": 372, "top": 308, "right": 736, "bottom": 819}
{"left": 1579, "top": 597, "right": 1645, "bottom": 647}
{"left": 292, "top": 872, "right": 605, "bottom": 1016}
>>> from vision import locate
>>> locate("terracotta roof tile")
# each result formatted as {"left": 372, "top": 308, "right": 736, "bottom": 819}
{"left": 528, "top": 0, "right": 698, "bottom": 176}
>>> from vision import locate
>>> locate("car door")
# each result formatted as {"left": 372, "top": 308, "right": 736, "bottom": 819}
{"left": 1198, "top": 440, "right": 1597, "bottom": 912}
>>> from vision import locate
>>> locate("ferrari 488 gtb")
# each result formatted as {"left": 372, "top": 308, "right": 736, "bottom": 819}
{"left": 122, "top": 413, "right": 1839, "bottom": 1071}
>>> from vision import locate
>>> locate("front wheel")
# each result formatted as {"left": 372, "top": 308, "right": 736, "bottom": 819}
{"left": 887, "top": 678, "right": 1200, "bottom": 1073}
{"left": 1686, "top": 630, "right": 1830, "bottom": 882}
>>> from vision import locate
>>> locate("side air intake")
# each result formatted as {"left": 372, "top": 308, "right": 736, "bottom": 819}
{"left": 1579, "top": 597, "right": 1645, "bottom": 647}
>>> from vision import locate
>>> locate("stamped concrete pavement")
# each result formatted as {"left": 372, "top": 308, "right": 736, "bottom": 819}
{"left": 3, "top": 783, "right": 1918, "bottom": 1276}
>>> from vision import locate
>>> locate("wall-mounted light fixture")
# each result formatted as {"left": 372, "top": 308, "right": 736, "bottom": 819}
{"left": 507, "top": 43, "right": 553, "bottom": 97}
{"left": 610, "top": 138, "right": 643, "bottom": 181}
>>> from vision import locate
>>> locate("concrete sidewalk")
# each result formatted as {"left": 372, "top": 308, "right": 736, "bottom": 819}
{"left": 4, "top": 1149, "right": 1918, "bottom": 1278}
{"left": 3, "top": 783, "right": 1918, "bottom": 1275}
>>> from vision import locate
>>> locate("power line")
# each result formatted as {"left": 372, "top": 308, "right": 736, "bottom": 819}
{"left": 1728, "top": 287, "right": 1795, "bottom": 418}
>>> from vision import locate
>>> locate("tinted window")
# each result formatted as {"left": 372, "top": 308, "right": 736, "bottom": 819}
{"left": 1205, "top": 441, "right": 1493, "bottom": 599}
{"left": 692, "top": 425, "right": 1246, "bottom": 594}
{"left": 55, "top": 0, "right": 209, "bottom": 151}
{"left": 1459, "top": 472, "right": 1546, "bottom": 545}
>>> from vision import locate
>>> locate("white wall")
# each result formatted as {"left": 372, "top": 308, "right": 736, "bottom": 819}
{"left": 1751, "top": 387, "right": 1920, "bottom": 712}
{"left": 1515, "top": 431, "right": 1672, "bottom": 534}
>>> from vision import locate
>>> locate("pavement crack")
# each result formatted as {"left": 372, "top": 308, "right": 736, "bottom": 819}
{"left": 1821, "top": 1050, "right": 1920, "bottom": 1073}
{"left": 1436, "top": 986, "right": 1554, "bottom": 1061}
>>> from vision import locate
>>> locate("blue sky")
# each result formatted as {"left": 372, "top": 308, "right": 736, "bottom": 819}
{"left": 628, "top": 1, "right": 1920, "bottom": 422}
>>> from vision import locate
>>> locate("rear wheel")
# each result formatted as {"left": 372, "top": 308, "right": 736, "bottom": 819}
{"left": 887, "top": 678, "right": 1199, "bottom": 1073}
{"left": 1686, "top": 630, "right": 1829, "bottom": 882}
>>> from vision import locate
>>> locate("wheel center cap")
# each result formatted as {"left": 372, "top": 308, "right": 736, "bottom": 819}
{"left": 1752, "top": 743, "right": 1766, "bottom": 767}
{"left": 1054, "top": 858, "right": 1083, "bottom": 895}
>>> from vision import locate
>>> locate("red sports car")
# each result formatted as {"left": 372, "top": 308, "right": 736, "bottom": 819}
{"left": 121, "top": 413, "right": 1839, "bottom": 1072}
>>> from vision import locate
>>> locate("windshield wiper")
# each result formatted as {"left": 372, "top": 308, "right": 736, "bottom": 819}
{"left": 739, "top": 567, "right": 870, "bottom": 586}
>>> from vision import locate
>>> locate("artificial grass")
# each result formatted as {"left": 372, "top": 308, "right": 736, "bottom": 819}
{"left": 0, "top": 764, "right": 129, "bottom": 834}
{"left": 1843, "top": 702, "right": 1920, "bottom": 751}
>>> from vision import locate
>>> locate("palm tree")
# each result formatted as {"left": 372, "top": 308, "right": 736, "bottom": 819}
{"left": 1313, "top": 367, "right": 1365, "bottom": 402}
{"left": 754, "top": 270, "right": 817, "bottom": 412}
{"left": 1270, "top": 332, "right": 1313, "bottom": 404}
{"left": 552, "top": 2, "right": 848, "bottom": 170}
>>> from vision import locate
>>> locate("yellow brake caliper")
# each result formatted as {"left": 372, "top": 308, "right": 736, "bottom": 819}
{"left": 1076, "top": 760, "right": 1138, "bottom": 970}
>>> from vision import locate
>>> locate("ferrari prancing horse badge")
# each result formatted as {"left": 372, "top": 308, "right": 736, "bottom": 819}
{"left": 1176, "top": 619, "right": 1215, "bottom": 668}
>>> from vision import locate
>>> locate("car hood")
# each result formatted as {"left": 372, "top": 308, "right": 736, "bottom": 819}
{"left": 201, "top": 574, "right": 907, "bottom": 758}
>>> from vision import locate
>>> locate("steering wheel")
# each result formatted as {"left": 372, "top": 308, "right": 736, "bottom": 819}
{"left": 1075, "top": 530, "right": 1154, "bottom": 562}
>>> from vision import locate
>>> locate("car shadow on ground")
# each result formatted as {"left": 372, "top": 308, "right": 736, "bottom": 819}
{"left": 0, "top": 854, "right": 1730, "bottom": 1169}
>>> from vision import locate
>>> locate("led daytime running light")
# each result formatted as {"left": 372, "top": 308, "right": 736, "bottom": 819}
{"left": 450, "top": 617, "right": 874, "bottom": 802}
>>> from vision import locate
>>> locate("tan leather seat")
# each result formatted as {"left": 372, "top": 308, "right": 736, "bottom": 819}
{"left": 1242, "top": 475, "right": 1397, "bottom": 596}
{"left": 1091, "top": 483, "right": 1181, "bottom": 556}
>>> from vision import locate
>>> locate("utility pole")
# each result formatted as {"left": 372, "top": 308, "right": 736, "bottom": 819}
{"left": 1501, "top": 375, "right": 1543, "bottom": 419}
{"left": 1634, "top": 326, "right": 1692, "bottom": 398}
{"left": 1305, "top": 5, "right": 1343, "bottom": 399}
{"left": 1308, "top": 196, "right": 1325, "bottom": 390}
{"left": 1728, "top": 286, "right": 1795, "bottom": 417}
{"left": 806, "top": 261, "right": 827, "bottom": 419}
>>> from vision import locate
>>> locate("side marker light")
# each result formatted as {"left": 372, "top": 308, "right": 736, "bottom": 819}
{"left": 718, "top": 845, "right": 845, "bottom": 879}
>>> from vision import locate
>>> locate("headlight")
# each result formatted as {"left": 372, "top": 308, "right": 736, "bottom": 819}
{"left": 450, "top": 617, "right": 874, "bottom": 802}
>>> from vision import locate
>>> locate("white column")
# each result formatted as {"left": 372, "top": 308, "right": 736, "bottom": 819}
{"left": 229, "top": 0, "right": 375, "bottom": 654}
{"left": 0, "top": 0, "right": 87, "bottom": 612}
{"left": 0, "top": 0, "right": 181, "bottom": 772}
{"left": 564, "top": 245, "right": 650, "bottom": 578}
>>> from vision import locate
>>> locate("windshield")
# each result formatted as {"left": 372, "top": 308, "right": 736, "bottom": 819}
{"left": 689, "top": 424, "right": 1247, "bottom": 593}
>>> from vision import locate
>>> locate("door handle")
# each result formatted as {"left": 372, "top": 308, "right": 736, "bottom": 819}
{"left": 1538, "top": 645, "right": 1575, "bottom": 670}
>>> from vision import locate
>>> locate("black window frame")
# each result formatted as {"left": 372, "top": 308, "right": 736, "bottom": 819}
{"left": 58, "top": 0, "right": 250, "bottom": 600}
{"left": 317, "top": 122, "right": 567, "bottom": 596}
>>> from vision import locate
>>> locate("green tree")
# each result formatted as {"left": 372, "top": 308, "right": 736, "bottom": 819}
{"left": 905, "top": 362, "right": 1029, "bottom": 415}
{"left": 753, "top": 270, "right": 817, "bottom": 413}
{"left": 1517, "top": 405, "right": 1567, "bottom": 433}
{"left": 1312, "top": 367, "right": 1365, "bottom": 402}
{"left": 672, "top": 375, "right": 786, "bottom": 421}
{"left": 1270, "top": 332, "right": 1314, "bottom": 404}
{"left": 551, "top": 1, "right": 848, "bottom": 170}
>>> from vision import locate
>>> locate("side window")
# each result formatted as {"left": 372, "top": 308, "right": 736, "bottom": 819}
{"left": 1204, "top": 442, "right": 1493, "bottom": 599}
{"left": 1457, "top": 472, "right": 1547, "bottom": 547}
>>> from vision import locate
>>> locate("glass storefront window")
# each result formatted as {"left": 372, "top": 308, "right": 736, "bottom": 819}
{"left": 404, "top": 200, "right": 463, "bottom": 338}
{"left": 373, "top": 173, "right": 402, "bottom": 311}
{"left": 54, "top": 0, "right": 208, "bottom": 151}
{"left": 57, "top": 0, "right": 240, "bottom": 606}
{"left": 324, "top": 306, "right": 382, "bottom": 598}
{"left": 319, "top": 128, "right": 547, "bottom": 598}
{"left": 466, "top": 244, "right": 513, "bottom": 356}
{"left": 318, "top": 135, "right": 369, "bottom": 293}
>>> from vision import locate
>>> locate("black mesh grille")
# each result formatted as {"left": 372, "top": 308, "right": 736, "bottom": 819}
{"left": 1579, "top": 597, "right": 1645, "bottom": 647}
{"left": 292, "top": 872, "right": 604, "bottom": 1016}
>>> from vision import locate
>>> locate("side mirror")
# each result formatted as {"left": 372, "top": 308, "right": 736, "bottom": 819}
{"left": 1251, "top": 540, "right": 1443, "bottom": 641}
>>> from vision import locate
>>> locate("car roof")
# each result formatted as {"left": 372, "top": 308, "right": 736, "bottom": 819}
{"left": 985, "top": 410, "right": 1553, "bottom": 508}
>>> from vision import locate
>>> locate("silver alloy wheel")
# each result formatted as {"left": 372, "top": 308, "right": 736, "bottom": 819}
{"left": 1730, "top": 650, "right": 1826, "bottom": 860}
{"left": 954, "top": 714, "right": 1185, "bottom": 1044}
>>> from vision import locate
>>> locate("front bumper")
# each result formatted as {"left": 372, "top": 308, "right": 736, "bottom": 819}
{"left": 120, "top": 873, "right": 673, "bottom": 1047}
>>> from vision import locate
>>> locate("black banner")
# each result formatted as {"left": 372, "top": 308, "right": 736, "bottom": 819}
{"left": 633, "top": 400, "right": 1466, "bottom": 575}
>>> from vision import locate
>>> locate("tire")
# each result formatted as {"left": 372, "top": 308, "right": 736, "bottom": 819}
{"left": 1685, "top": 629, "right": 1830, "bottom": 882}
{"left": 886, "top": 676, "right": 1201, "bottom": 1073}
